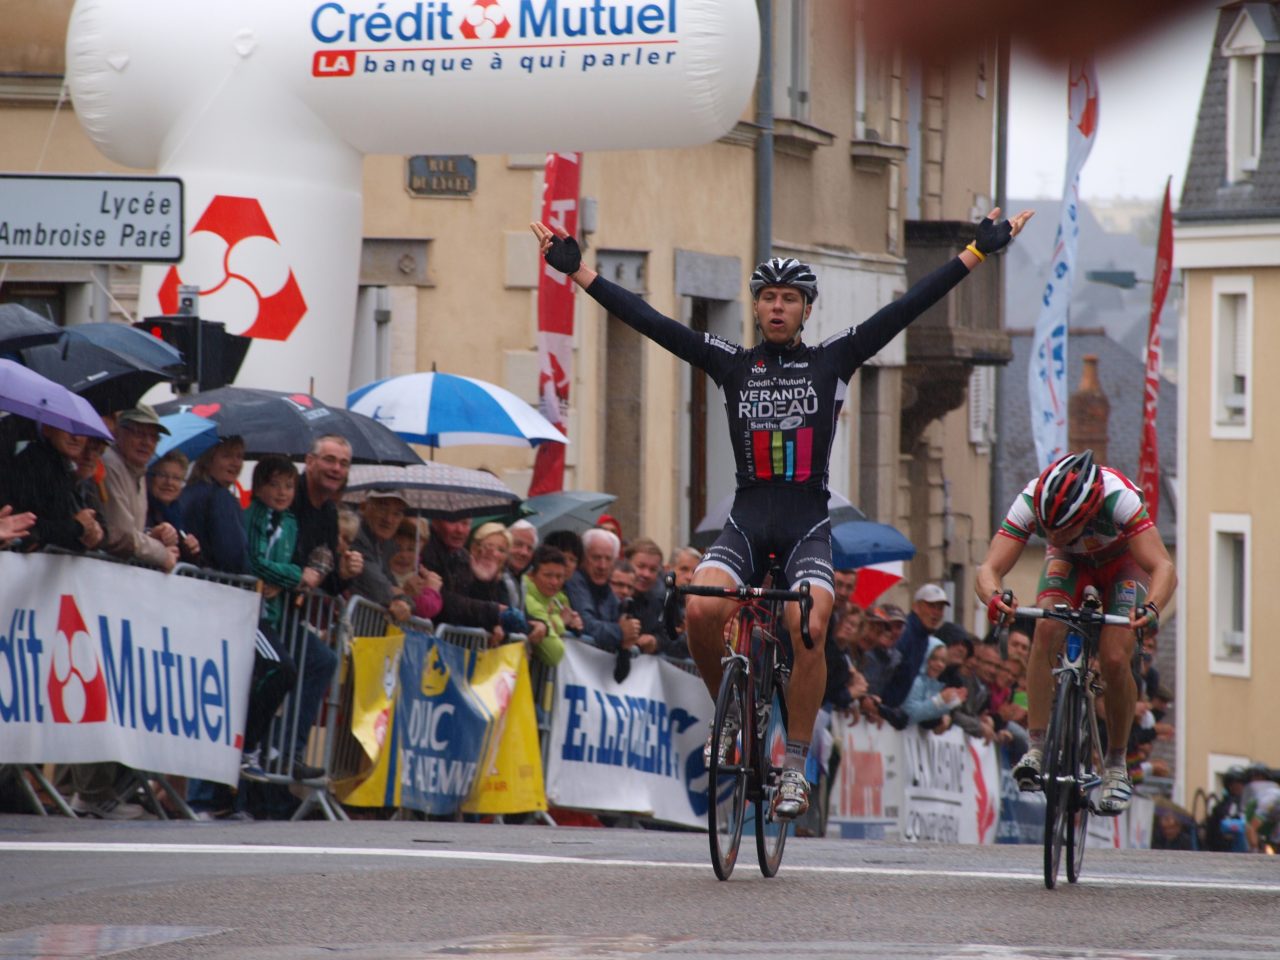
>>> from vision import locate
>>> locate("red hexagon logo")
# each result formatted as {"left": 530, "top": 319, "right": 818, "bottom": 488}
{"left": 48, "top": 595, "right": 108, "bottom": 724}
{"left": 159, "top": 195, "right": 307, "bottom": 341}
{"left": 459, "top": 0, "right": 511, "bottom": 39}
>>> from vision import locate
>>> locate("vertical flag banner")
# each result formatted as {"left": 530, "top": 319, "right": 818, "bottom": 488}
{"left": 528, "top": 152, "right": 582, "bottom": 497}
{"left": 1029, "top": 58, "right": 1099, "bottom": 469}
{"left": 1137, "top": 179, "right": 1173, "bottom": 522}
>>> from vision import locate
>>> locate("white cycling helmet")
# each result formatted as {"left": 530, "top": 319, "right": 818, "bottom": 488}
{"left": 749, "top": 257, "right": 818, "bottom": 303}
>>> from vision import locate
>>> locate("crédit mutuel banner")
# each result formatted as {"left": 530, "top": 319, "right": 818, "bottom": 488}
{"left": 0, "top": 553, "right": 258, "bottom": 785}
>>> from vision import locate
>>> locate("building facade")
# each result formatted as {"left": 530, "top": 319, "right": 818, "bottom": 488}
{"left": 1174, "top": 0, "right": 1280, "bottom": 805}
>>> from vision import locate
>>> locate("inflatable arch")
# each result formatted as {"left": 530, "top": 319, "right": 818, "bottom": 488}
{"left": 67, "top": 0, "right": 758, "bottom": 400}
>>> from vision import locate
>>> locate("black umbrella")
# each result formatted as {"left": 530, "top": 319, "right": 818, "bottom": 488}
{"left": 0, "top": 303, "right": 64, "bottom": 353}
{"left": 20, "top": 336, "right": 173, "bottom": 414}
{"left": 154, "top": 386, "right": 422, "bottom": 465}
{"left": 70, "top": 323, "right": 184, "bottom": 375}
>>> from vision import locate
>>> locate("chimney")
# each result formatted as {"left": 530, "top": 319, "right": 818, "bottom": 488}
{"left": 1068, "top": 354, "right": 1109, "bottom": 464}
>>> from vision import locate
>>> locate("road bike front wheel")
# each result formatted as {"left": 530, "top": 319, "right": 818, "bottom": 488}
{"left": 1066, "top": 693, "right": 1096, "bottom": 884}
{"left": 708, "top": 657, "right": 749, "bottom": 881}
{"left": 1042, "top": 676, "right": 1078, "bottom": 890}
{"left": 755, "top": 683, "right": 790, "bottom": 877}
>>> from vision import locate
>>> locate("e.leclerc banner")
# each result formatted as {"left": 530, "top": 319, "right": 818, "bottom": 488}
{"left": 545, "top": 639, "right": 711, "bottom": 827}
{"left": 528, "top": 151, "right": 581, "bottom": 496}
{"left": 1137, "top": 179, "right": 1173, "bottom": 522}
{"left": 1029, "top": 58, "right": 1098, "bottom": 470}
{"left": 0, "top": 552, "right": 258, "bottom": 785}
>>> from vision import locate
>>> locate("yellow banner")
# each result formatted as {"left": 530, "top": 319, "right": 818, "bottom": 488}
{"left": 462, "top": 643, "right": 547, "bottom": 814}
{"left": 335, "top": 633, "right": 405, "bottom": 807}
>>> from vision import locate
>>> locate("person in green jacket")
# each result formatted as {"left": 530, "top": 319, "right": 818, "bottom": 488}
{"left": 241, "top": 455, "right": 331, "bottom": 782}
{"left": 521, "top": 545, "right": 584, "bottom": 666}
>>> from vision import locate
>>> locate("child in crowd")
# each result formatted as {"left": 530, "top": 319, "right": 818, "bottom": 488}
{"left": 239, "top": 456, "right": 327, "bottom": 780}
{"left": 521, "top": 544, "right": 583, "bottom": 666}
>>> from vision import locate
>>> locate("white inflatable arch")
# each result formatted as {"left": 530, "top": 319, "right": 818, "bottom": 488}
{"left": 67, "top": 0, "right": 758, "bottom": 399}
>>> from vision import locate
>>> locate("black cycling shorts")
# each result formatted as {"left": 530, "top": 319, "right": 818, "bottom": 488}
{"left": 698, "top": 485, "right": 834, "bottom": 597}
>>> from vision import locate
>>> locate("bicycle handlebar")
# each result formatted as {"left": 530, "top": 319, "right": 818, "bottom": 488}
{"left": 1013, "top": 604, "right": 1133, "bottom": 629}
{"left": 662, "top": 573, "right": 814, "bottom": 649}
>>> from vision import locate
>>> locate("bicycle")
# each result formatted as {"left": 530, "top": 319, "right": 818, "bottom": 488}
{"left": 999, "top": 585, "right": 1134, "bottom": 889}
{"left": 664, "top": 566, "right": 813, "bottom": 880}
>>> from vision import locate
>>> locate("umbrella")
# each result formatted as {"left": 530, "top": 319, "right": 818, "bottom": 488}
{"left": 70, "top": 322, "right": 185, "bottom": 375}
{"left": 522, "top": 490, "right": 617, "bottom": 533}
{"left": 342, "top": 463, "right": 522, "bottom": 520}
{"left": 348, "top": 371, "right": 568, "bottom": 448}
{"left": 830, "top": 520, "right": 915, "bottom": 570}
{"left": 20, "top": 335, "right": 174, "bottom": 413}
{"left": 153, "top": 411, "right": 220, "bottom": 461}
{"left": 692, "top": 489, "right": 868, "bottom": 549}
{"left": 154, "top": 386, "right": 421, "bottom": 465}
{"left": 0, "top": 303, "right": 64, "bottom": 353}
{"left": 0, "top": 358, "right": 113, "bottom": 440}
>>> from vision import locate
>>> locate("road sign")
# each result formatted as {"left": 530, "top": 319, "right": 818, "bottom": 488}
{"left": 0, "top": 173, "right": 183, "bottom": 263}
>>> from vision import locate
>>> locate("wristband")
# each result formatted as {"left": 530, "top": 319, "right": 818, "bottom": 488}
{"left": 965, "top": 242, "right": 986, "bottom": 263}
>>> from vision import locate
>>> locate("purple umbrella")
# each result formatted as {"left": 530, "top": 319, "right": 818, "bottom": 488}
{"left": 0, "top": 358, "right": 112, "bottom": 440}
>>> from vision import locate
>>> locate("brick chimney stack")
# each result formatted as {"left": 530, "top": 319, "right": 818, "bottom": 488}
{"left": 1068, "top": 354, "right": 1109, "bottom": 464}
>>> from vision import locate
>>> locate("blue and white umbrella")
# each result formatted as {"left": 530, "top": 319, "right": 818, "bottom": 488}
{"left": 153, "top": 411, "right": 220, "bottom": 462}
{"left": 348, "top": 371, "right": 567, "bottom": 448}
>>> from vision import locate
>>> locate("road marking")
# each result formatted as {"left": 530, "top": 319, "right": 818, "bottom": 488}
{"left": 2, "top": 842, "right": 1276, "bottom": 895}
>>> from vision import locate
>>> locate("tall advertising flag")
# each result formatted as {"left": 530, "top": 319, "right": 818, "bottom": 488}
{"left": 1029, "top": 58, "right": 1099, "bottom": 470}
{"left": 1137, "top": 179, "right": 1173, "bottom": 522}
{"left": 528, "top": 152, "right": 582, "bottom": 497}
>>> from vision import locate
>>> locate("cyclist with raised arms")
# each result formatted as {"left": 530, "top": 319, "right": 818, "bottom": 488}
{"left": 975, "top": 450, "right": 1176, "bottom": 814}
{"left": 533, "top": 207, "right": 1032, "bottom": 818}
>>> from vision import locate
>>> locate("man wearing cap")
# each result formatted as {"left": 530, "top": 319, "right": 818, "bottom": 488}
{"left": 879, "top": 583, "right": 951, "bottom": 709}
{"left": 879, "top": 603, "right": 908, "bottom": 645}
{"left": 102, "top": 404, "right": 179, "bottom": 571}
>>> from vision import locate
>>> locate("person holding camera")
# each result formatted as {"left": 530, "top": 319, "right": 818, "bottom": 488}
{"left": 565, "top": 527, "right": 641, "bottom": 657}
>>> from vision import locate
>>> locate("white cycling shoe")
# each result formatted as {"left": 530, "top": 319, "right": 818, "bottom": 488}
{"left": 772, "top": 768, "right": 810, "bottom": 820}
{"left": 1012, "top": 748, "right": 1043, "bottom": 792}
{"left": 1097, "top": 766, "right": 1133, "bottom": 815}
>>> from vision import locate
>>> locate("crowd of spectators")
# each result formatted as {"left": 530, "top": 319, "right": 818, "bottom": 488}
{"left": 1, "top": 403, "right": 710, "bottom": 819}
{"left": 9, "top": 402, "right": 1273, "bottom": 842}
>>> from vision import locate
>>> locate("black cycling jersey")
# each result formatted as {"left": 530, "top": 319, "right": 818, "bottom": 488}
{"left": 585, "top": 256, "right": 970, "bottom": 495}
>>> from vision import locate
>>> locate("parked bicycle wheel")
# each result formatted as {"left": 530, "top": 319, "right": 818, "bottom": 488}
{"left": 709, "top": 657, "right": 749, "bottom": 881}
{"left": 1043, "top": 678, "right": 1077, "bottom": 889}
{"left": 1066, "top": 689, "right": 1095, "bottom": 884}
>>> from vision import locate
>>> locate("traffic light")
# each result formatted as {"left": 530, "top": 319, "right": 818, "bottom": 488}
{"left": 133, "top": 315, "right": 251, "bottom": 392}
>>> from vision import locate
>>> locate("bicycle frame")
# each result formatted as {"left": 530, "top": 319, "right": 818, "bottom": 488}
{"left": 664, "top": 571, "right": 812, "bottom": 879}
{"left": 1012, "top": 587, "right": 1133, "bottom": 888}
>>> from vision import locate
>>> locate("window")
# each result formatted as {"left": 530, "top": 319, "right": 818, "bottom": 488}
{"left": 1227, "top": 54, "right": 1262, "bottom": 181}
{"left": 968, "top": 365, "right": 995, "bottom": 450}
{"left": 1211, "top": 276, "right": 1252, "bottom": 438}
{"left": 772, "top": 0, "right": 810, "bottom": 122}
{"left": 1209, "top": 513, "right": 1250, "bottom": 677}
{"left": 1221, "top": 8, "right": 1274, "bottom": 182}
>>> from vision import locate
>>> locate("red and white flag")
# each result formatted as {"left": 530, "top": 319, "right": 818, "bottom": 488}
{"left": 1137, "top": 179, "right": 1173, "bottom": 522}
{"left": 527, "top": 152, "right": 581, "bottom": 497}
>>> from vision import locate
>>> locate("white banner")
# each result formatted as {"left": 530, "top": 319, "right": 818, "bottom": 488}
{"left": 828, "top": 711, "right": 904, "bottom": 840}
{"left": 0, "top": 553, "right": 259, "bottom": 785}
{"left": 545, "top": 639, "right": 712, "bottom": 827}
{"left": 830, "top": 716, "right": 1007, "bottom": 846}
{"left": 1029, "top": 58, "right": 1099, "bottom": 470}
{"left": 900, "top": 725, "right": 1000, "bottom": 845}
